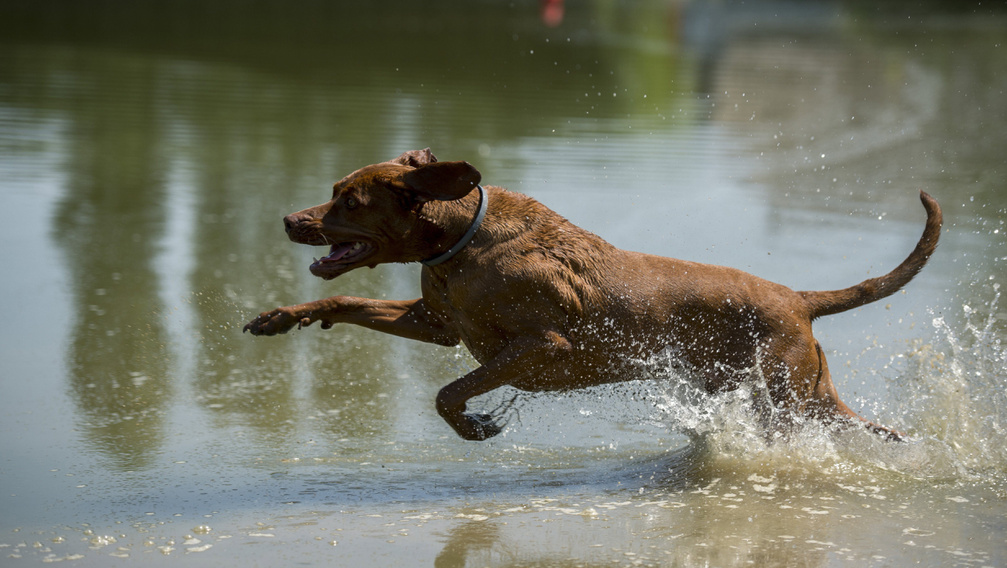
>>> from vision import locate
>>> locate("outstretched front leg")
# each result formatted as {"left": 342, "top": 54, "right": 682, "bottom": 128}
{"left": 243, "top": 296, "right": 460, "bottom": 346}
{"left": 247, "top": 298, "right": 575, "bottom": 441}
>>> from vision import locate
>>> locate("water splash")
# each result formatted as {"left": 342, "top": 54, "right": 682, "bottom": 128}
{"left": 884, "top": 286, "right": 1007, "bottom": 484}
{"left": 469, "top": 290, "right": 1006, "bottom": 491}
{"left": 639, "top": 353, "right": 851, "bottom": 472}
{"left": 635, "top": 291, "right": 1007, "bottom": 486}
{"left": 640, "top": 288, "right": 1007, "bottom": 488}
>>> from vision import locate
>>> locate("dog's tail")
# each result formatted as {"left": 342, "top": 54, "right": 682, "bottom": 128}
{"left": 800, "top": 191, "right": 942, "bottom": 320}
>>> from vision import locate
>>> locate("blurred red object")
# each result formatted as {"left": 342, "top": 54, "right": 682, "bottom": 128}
{"left": 541, "top": 0, "right": 563, "bottom": 27}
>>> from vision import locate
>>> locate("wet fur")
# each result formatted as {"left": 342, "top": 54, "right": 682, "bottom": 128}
{"left": 245, "top": 149, "right": 942, "bottom": 442}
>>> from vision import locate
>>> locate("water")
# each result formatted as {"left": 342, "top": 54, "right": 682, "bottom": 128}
{"left": 1, "top": 1, "right": 1006, "bottom": 566}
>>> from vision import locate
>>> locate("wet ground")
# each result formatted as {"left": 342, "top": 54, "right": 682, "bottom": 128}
{"left": 1, "top": 1, "right": 1005, "bottom": 566}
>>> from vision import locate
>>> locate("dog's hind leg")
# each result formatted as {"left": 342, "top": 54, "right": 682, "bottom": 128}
{"left": 761, "top": 339, "right": 904, "bottom": 442}
{"left": 807, "top": 341, "right": 904, "bottom": 441}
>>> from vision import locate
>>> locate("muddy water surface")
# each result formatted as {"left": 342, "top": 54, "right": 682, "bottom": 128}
{"left": 1, "top": 2, "right": 1005, "bottom": 566}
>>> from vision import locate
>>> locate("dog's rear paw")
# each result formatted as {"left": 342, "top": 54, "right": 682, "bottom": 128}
{"left": 462, "top": 413, "right": 503, "bottom": 441}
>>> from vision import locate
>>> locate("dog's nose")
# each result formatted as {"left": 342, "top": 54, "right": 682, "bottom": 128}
{"left": 283, "top": 214, "right": 299, "bottom": 233}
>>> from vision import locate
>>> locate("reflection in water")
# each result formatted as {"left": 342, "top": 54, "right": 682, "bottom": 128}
{"left": 51, "top": 51, "right": 173, "bottom": 469}
{"left": 1, "top": 0, "right": 1006, "bottom": 566}
{"left": 712, "top": 22, "right": 1007, "bottom": 218}
{"left": 435, "top": 518, "right": 501, "bottom": 568}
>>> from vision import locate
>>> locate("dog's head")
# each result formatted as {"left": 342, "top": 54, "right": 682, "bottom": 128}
{"left": 282, "top": 149, "right": 482, "bottom": 280}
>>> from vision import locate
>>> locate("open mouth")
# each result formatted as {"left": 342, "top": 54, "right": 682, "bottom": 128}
{"left": 309, "top": 241, "right": 374, "bottom": 278}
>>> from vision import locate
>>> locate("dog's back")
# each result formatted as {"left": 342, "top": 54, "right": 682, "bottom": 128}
{"left": 248, "top": 151, "right": 940, "bottom": 441}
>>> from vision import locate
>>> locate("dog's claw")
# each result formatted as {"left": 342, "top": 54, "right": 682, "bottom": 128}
{"left": 243, "top": 307, "right": 305, "bottom": 336}
{"left": 463, "top": 413, "right": 503, "bottom": 441}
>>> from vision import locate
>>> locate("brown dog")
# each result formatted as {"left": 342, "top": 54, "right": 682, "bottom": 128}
{"left": 244, "top": 149, "right": 942, "bottom": 442}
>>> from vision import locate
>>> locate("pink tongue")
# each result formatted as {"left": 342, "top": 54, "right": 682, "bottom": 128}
{"left": 324, "top": 243, "right": 354, "bottom": 262}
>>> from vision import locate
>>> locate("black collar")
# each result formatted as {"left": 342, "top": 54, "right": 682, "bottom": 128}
{"left": 421, "top": 185, "right": 488, "bottom": 267}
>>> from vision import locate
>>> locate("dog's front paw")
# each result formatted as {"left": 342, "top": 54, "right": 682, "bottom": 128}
{"left": 243, "top": 306, "right": 308, "bottom": 336}
{"left": 459, "top": 413, "right": 504, "bottom": 441}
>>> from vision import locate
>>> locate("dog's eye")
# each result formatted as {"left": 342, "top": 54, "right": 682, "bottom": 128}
{"left": 345, "top": 197, "right": 358, "bottom": 209}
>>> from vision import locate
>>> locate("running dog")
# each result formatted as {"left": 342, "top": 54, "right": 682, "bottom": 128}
{"left": 244, "top": 149, "right": 941, "bottom": 442}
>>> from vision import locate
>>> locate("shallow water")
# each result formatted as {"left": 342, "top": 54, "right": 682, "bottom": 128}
{"left": 1, "top": 1, "right": 1006, "bottom": 566}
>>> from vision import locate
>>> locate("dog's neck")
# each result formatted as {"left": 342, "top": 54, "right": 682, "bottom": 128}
{"left": 420, "top": 185, "right": 488, "bottom": 267}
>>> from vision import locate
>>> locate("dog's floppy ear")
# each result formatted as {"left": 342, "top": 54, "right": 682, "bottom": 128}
{"left": 391, "top": 148, "right": 438, "bottom": 168}
{"left": 399, "top": 161, "right": 482, "bottom": 203}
